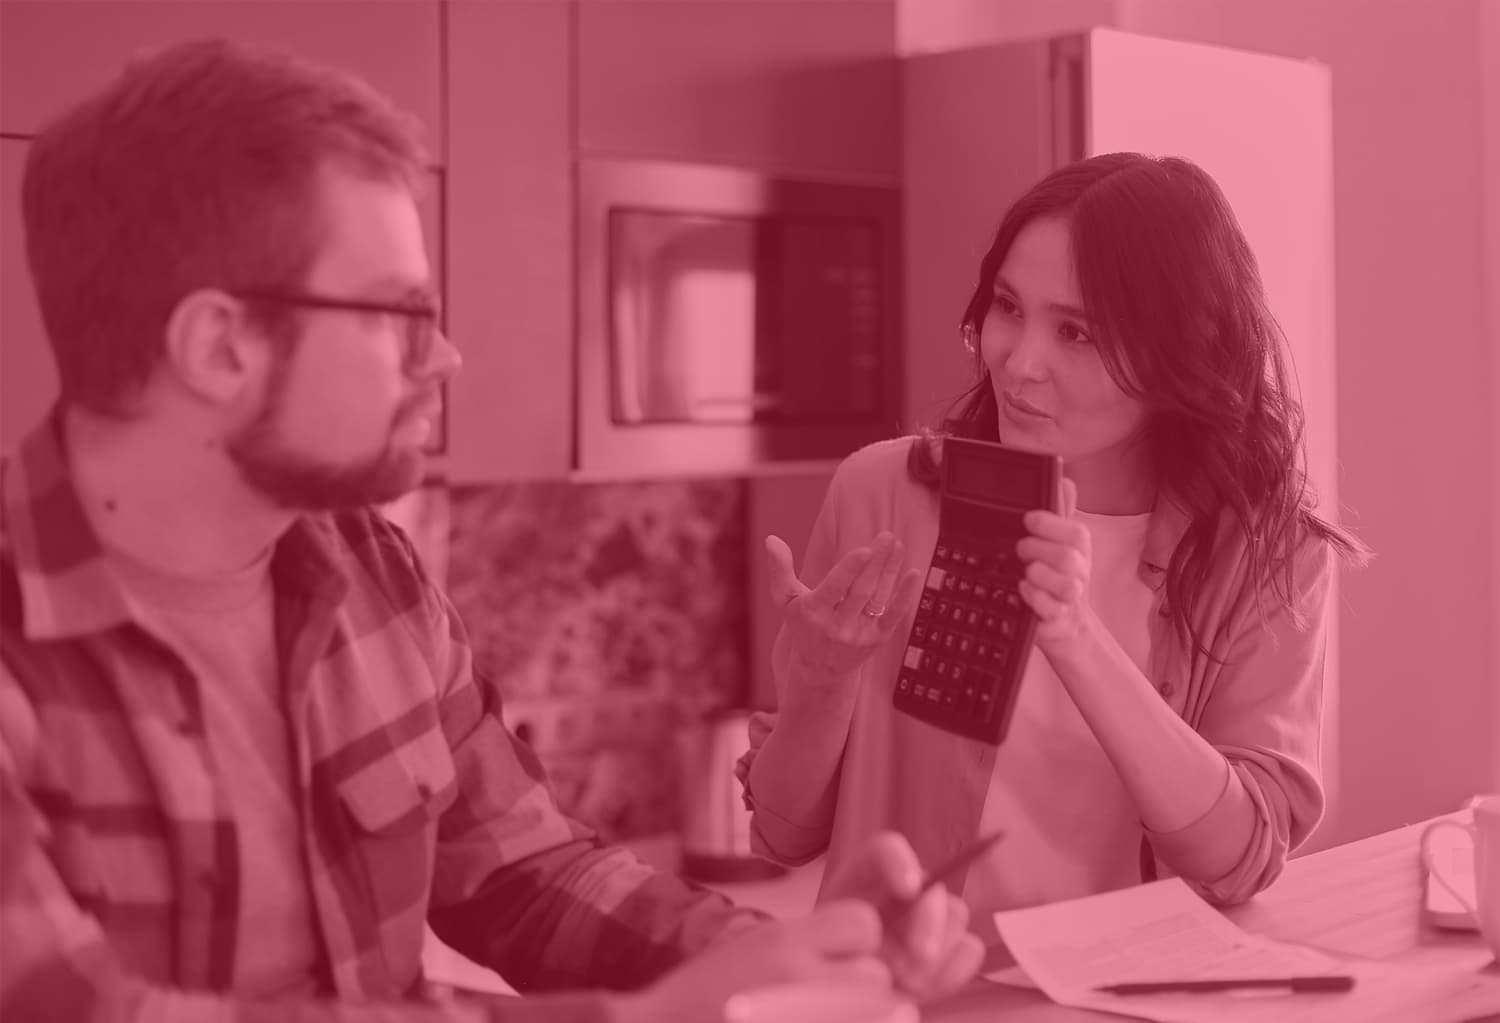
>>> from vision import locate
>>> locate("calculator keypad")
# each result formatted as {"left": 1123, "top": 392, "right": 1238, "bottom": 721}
{"left": 893, "top": 534, "right": 1034, "bottom": 744}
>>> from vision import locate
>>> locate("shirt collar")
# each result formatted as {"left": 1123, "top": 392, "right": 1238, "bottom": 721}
{"left": 1141, "top": 493, "right": 1192, "bottom": 587}
{"left": 2, "top": 408, "right": 350, "bottom": 641}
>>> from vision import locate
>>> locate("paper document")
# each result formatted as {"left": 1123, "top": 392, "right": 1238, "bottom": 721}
{"left": 991, "top": 877, "right": 1500, "bottom": 1023}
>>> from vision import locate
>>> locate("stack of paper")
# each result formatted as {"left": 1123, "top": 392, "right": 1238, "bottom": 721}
{"left": 987, "top": 878, "right": 1500, "bottom": 1023}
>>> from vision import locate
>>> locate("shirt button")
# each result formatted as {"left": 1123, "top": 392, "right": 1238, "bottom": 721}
{"left": 1159, "top": 681, "right": 1175, "bottom": 698}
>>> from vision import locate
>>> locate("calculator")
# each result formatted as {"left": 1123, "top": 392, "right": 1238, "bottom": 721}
{"left": 892, "top": 437, "right": 1062, "bottom": 744}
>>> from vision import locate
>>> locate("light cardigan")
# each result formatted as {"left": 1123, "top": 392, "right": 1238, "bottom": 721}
{"left": 739, "top": 436, "right": 1335, "bottom": 907}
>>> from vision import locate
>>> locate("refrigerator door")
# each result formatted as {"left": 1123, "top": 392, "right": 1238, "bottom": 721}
{"left": 1077, "top": 26, "right": 1338, "bottom": 528}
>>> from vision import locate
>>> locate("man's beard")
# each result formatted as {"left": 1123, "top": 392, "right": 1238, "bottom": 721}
{"left": 226, "top": 380, "right": 425, "bottom": 512}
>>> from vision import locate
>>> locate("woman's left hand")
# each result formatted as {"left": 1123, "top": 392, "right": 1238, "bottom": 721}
{"left": 1015, "top": 477, "right": 1099, "bottom": 654}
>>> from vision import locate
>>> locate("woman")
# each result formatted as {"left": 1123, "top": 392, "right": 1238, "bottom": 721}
{"left": 737, "top": 153, "right": 1369, "bottom": 914}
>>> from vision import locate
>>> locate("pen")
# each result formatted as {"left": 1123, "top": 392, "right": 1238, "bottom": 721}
{"left": 1095, "top": 975, "right": 1356, "bottom": 996}
{"left": 878, "top": 830, "right": 1005, "bottom": 925}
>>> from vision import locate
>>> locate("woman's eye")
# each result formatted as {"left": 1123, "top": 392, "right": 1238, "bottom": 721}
{"left": 1059, "top": 321, "right": 1092, "bottom": 345}
{"left": 992, "top": 294, "right": 1021, "bottom": 317}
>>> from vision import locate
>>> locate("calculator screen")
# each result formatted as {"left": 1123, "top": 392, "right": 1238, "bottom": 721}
{"left": 945, "top": 442, "right": 1053, "bottom": 508}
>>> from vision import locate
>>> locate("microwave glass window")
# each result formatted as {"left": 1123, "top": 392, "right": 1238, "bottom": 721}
{"left": 608, "top": 209, "right": 883, "bottom": 426}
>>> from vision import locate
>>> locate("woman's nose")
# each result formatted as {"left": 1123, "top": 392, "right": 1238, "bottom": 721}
{"left": 1002, "top": 324, "right": 1050, "bottom": 382}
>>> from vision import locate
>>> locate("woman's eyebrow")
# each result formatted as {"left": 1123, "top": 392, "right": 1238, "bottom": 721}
{"left": 994, "top": 274, "right": 1092, "bottom": 322}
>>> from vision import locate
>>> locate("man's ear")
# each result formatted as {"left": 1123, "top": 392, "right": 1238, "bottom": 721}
{"left": 162, "top": 289, "right": 269, "bottom": 405}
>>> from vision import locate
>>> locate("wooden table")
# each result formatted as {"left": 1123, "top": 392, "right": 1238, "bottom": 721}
{"left": 923, "top": 813, "right": 1500, "bottom": 1021}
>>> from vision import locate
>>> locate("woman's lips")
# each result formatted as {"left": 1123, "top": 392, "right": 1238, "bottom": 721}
{"left": 1003, "top": 393, "right": 1050, "bottom": 419}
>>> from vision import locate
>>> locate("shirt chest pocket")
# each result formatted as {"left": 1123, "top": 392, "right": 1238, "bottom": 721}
{"left": 332, "top": 727, "right": 457, "bottom": 962}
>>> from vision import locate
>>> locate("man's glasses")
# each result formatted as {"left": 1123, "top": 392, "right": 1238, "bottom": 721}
{"left": 231, "top": 288, "right": 443, "bottom": 370}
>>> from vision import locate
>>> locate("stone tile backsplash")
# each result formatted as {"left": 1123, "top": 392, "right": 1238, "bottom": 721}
{"left": 444, "top": 476, "right": 749, "bottom": 841}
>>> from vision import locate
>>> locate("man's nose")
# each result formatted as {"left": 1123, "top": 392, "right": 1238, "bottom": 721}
{"left": 422, "top": 329, "right": 462, "bottom": 381}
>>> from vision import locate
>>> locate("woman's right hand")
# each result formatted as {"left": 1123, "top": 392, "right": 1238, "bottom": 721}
{"left": 765, "top": 531, "right": 925, "bottom": 687}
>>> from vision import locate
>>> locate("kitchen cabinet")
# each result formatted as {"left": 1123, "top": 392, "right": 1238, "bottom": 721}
{"left": 0, "top": 137, "right": 51, "bottom": 454}
{"left": 0, "top": 0, "right": 443, "bottom": 145}
{"left": 577, "top": 0, "right": 899, "bottom": 184}
{"left": 442, "top": 0, "right": 574, "bottom": 483}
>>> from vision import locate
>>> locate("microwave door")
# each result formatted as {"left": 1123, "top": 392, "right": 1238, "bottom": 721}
{"left": 613, "top": 213, "right": 760, "bottom": 425}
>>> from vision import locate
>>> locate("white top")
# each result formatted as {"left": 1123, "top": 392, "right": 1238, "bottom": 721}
{"left": 962, "top": 508, "right": 1155, "bottom": 913}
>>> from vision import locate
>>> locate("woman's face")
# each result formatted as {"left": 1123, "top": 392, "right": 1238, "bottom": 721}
{"left": 980, "top": 216, "right": 1149, "bottom": 477}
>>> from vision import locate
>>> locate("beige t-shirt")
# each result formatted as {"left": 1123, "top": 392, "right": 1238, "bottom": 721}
{"left": 111, "top": 546, "right": 323, "bottom": 997}
{"left": 962, "top": 510, "right": 1155, "bottom": 912}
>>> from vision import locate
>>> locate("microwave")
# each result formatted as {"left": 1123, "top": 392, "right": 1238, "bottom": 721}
{"left": 576, "top": 158, "right": 902, "bottom": 477}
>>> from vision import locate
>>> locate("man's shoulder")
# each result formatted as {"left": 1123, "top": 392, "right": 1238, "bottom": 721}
{"left": 302, "top": 506, "right": 435, "bottom": 605}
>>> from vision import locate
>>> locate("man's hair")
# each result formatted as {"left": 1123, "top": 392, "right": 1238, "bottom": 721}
{"left": 20, "top": 37, "right": 431, "bottom": 415}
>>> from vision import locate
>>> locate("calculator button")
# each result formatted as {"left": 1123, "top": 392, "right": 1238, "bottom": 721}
{"left": 983, "top": 614, "right": 999, "bottom": 632}
{"left": 927, "top": 687, "right": 942, "bottom": 703}
{"left": 913, "top": 683, "right": 927, "bottom": 699}
{"left": 919, "top": 594, "right": 935, "bottom": 613}
{"left": 942, "top": 688, "right": 958, "bottom": 709}
{"left": 950, "top": 664, "right": 966, "bottom": 684}
{"left": 956, "top": 577, "right": 973, "bottom": 596}
{"left": 934, "top": 545, "right": 950, "bottom": 562}
{"left": 966, "top": 609, "right": 980, "bottom": 627}
{"left": 965, "top": 554, "right": 980, "bottom": 569}
{"left": 973, "top": 583, "right": 989, "bottom": 600}
{"left": 913, "top": 622, "right": 929, "bottom": 643}
{"left": 957, "top": 637, "right": 972, "bottom": 655}
{"left": 951, "top": 606, "right": 966, "bottom": 624}
{"left": 903, "top": 647, "right": 924, "bottom": 669}
{"left": 942, "top": 633, "right": 957, "bottom": 651}
{"left": 936, "top": 600, "right": 950, "bottom": 617}
{"left": 991, "top": 643, "right": 1007, "bottom": 662}
{"left": 926, "top": 566, "right": 948, "bottom": 590}
{"left": 975, "top": 642, "right": 990, "bottom": 659}
{"left": 896, "top": 672, "right": 913, "bottom": 695}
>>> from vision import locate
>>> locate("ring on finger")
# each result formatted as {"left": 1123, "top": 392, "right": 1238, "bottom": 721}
{"left": 861, "top": 603, "right": 888, "bottom": 618}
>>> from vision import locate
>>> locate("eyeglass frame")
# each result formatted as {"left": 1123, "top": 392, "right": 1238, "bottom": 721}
{"left": 229, "top": 287, "right": 445, "bottom": 371}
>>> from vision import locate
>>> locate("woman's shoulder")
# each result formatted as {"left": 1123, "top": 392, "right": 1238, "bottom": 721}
{"left": 819, "top": 435, "right": 934, "bottom": 517}
{"left": 836, "top": 435, "right": 925, "bottom": 478}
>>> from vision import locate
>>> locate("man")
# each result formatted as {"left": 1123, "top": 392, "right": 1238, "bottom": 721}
{"left": 0, "top": 38, "right": 982, "bottom": 1023}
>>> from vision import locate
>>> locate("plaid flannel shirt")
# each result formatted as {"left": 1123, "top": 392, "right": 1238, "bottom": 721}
{"left": 0, "top": 414, "right": 765, "bottom": 1023}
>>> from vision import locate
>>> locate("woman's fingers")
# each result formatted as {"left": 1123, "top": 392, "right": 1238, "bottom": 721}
{"left": 1024, "top": 559, "right": 1084, "bottom": 602}
{"left": 862, "top": 537, "right": 906, "bottom": 614}
{"left": 1017, "top": 577, "right": 1064, "bottom": 620}
{"left": 763, "top": 535, "right": 807, "bottom": 606}
{"left": 840, "top": 533, "right": 897, "bottom": 615}
{"left": 878, "top": 568, "right": 927, "bottom": 634}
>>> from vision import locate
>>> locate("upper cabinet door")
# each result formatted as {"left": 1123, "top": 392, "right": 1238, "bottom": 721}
{"left": 0, "top": 137, "right": 52, "bottom": 455}
{"left": 442, "top": 0, "right": 574, "bottom": 483}
{"left": 577, "top": 0, "right": 899, "bottom": 182}
{"left": 0, "top": 0, "right": 443, "bottom": 147}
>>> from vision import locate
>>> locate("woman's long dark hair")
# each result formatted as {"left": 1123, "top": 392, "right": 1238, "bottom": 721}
{"left": 910, "top": 153, "right": 1369, "bottom": 658}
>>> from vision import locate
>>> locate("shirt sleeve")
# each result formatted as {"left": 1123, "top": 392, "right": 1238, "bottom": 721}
{"left": 738, "top": 457, "right": 852, "bottom": 865}
{"left": 1144, "top": 532, "right": 1336, "bottom": 905}
{"left": 410, "top": 548, "right": 769, "bottom": 993}
{"left": 0, "top": 662, "right": 618, "bottom": 1023}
